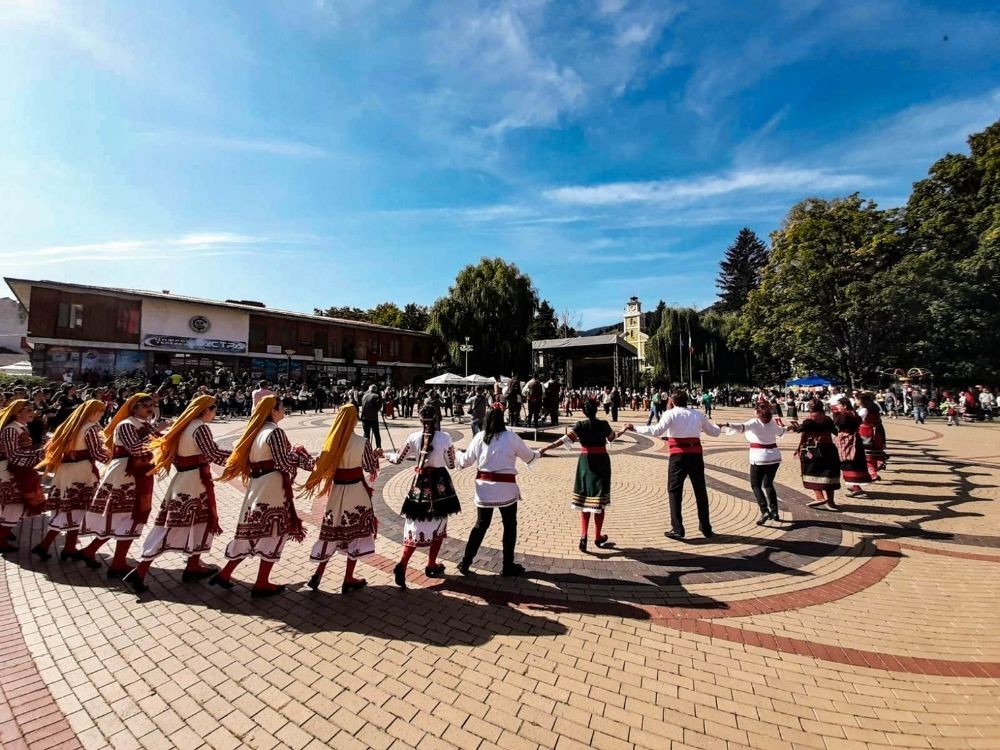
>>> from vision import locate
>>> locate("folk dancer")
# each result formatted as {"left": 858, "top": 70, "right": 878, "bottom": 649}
{"left": 540, "top": 398, "right": 622, "bottom": 551}
{"left": 788, "top": 402, "right": 841, "bottom": 509}
{"left": 213, "top": 397, "right": 314, "bottom": 598}
{"left": 0, "top": 400, "right": 46, "bottom": 553}
{"left": 33, "top": 399, "right": 109, "bottom": 561}
{"left": 301, "top": 404, "right": 379, "bottom": 593}
{"left": 831, "top": 398, "right": 870, "bottom": 498}
{"left": 857, "top": 392, "right": 887, "bottom": 480}
{"left": 123, "top": 395, "right": 231, "bottom": 595}
{"left": 724, "top": 403, "right": 786, "bottom": 525}
{"left": 625, "top": 390, "right": 721, "bottom": 539}
{"left": 456, "top": 405, "right": 541, "bottom": 577}
{"left": 384, "top": 404, "right": 461, "bottom": 587}
{"left": 78, "top": 394, "right": 164, "bottom": 577}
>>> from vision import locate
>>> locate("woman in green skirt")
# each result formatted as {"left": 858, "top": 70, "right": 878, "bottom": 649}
{"left": 541, "top": 398, "right": 622, "bottom": 551}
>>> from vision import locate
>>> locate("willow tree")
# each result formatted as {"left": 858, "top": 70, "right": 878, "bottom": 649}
{"left": 429, "top": 257, "right": 539, "bottom": 376}
{"left": 645, "top": 307, "right": 702, "bottom": 385}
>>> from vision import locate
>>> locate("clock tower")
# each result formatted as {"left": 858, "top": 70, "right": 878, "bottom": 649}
{"left": 622, "top": 297, "right": 648, "bottom": 368}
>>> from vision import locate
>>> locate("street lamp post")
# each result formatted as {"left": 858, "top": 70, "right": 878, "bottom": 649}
{"left": 459, "top": 336, "right": 474, "bottom": 377}
{"left": 284, "top": 348, "right": 295, "bottom": 381}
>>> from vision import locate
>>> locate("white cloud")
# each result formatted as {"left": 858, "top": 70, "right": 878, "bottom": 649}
{"left": 140, "top": 131, "right": 331, "bottom": 159}
{"left": 544, "top": 167, "right": 876, "bottom": 206}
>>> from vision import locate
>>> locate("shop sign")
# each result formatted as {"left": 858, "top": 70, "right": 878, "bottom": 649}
{"left": 142, "top": 334, "right": 247, "bottom": 353}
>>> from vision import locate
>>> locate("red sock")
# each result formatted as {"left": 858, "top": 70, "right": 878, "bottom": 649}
{"left": 39, "top": 529, "right": 59, "bottom": 551}
{"left": 111, "top": 541, "right": 133, "bottom": 571}
{"left": 82, "top": 537, "right": 106, "bottom": 557}
{"left": 0, "top": 528, "right": 10, "bottom": 548}
{"left": 428, "top": 538, "right": 443, "bottom": 567}
{"left": 593, "top": 512, "right": 605, "bottom": 539}
{"left": 399, "top": 545, "right": 416, "bottom": 568}
{"left": 64, "top": 530, "right": 79, "bottom": 553}
{"left": 219, "top": 559, "right": 241, "bottom": 581}
{"left": 135, "top": 560, "right": 153, "bottom": 579}
{"left": 580, "top": 513, "right": 590, "bottom": 537}
{"left": 254, "top": 560, "right": 275, "bottom": 589}
{"left": 345, "top": 558, "right": 360, "bottom": 583}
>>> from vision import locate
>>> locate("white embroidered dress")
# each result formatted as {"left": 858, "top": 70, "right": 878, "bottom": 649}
{"left": 310, "top": 433, "right": 379, "bottom": 562}
{"left": 46, "top": 421, "right": 109, "bottom": 531}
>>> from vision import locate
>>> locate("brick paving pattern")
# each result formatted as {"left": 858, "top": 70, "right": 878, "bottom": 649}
{"left": 3, "top": 406, "right": 999, "bottom": 749}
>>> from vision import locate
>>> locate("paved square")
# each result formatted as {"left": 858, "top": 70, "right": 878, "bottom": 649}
{"left": 3, "top": 407, "right": 999, "bottom": 750}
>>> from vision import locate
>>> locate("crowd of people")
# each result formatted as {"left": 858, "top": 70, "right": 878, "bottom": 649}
{"left": 0, "top": 363, "right": 993, "bottom": 600}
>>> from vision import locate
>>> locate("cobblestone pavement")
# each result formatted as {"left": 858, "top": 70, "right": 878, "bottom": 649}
{"left": 3, "top": 407, "right": 999, "bottom": 750}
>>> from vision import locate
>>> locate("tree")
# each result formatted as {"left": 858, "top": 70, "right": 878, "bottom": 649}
{"left": 558, "top": 307, "right": 581, "bottom": 338}
{"left": 738, "top": 194, "right": 903, "bottom": 387}
{"left": 644, "top": 306, "right": 701, "bottom": 385}
{"left": 429, "top": 258, "right": 539, "bottom": 376}
{"left": 528, "top": 299, "right": 559, "bottom": 341}
{"left": 400, "top": 303, "right": 430, "bottom": 332}
{"left": 314, "top": 305, "right": 369, "bottom": 322}
{"left": 368, "top": 302, "right": 404, "bottom": 328}
{"left": 716, "top": 228, "right": 769, "bottom": 312}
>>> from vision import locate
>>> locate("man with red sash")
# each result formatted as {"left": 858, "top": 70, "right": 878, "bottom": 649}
{"left": 626, "top": 390, "right": 721, "bottom": 539}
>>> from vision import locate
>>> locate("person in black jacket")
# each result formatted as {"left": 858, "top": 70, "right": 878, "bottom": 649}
{"left": 359, "top": 384, "right": 383, "bottom": 449}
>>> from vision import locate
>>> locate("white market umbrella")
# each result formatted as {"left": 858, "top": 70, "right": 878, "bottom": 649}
{"left": 425, "top": 372, "right": 467, "bottom": 385}
{"left": 462, "top": 374, "right": 497, "bottom": 386}
{"left": 0, "top": 361, "right": 32, "bottom": 373}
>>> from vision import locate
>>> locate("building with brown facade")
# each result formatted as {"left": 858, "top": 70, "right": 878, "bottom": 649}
{"left": 4, "top": 278, "right": 432, "bottom": 386}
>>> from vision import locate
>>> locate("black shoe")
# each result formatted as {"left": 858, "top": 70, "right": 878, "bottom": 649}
{"left": 181, "top": 565, "right": 218, "bottom": 583}
{"left": 578, "top": 537, "right": 587, "bottom": 552}
{"left": 501, "top": 563, "right": 526, "bottom": 577}
{"left": 594, "top": 534, "right": 609, "bottom": 549}
{"left": 107, "top": 567, "right": 133, "bottom": 580}
{"left": 393, "top": 564, "right": 407, "bottom": 589}
{"left": 307, "top": 573, "right": 322, "bottom": 591}
{"left": 768, "top": 510, "right": 781, "bottom": 522}
{"left": 700, "top": 527, "right": 714, "bottom": 539}
{"left": 250, "top": 585, "right": 286, "bottom": 599}
{"left": 122, "top": 570, "right": 148, "bottom": 595}
{"left": 424, "top": 564, "right": 445, "bottom": 578}
{"left": 209, "top": 573, "right": 235, "bottom": 589}
{"left": 341, "top": 579, "right": 368, "bottom": 594}
{"left": 756, "top": 513, "right": 769, "bottom": 526}
{"left": 458, "top": 560, "right": 473, "bottom": 576}
{"left": 81, "top": 554, "right": 102, "bottom": 569}
{"left": 31, "top": 544, "right": 52, "bottom": 561}
{"left": 664, "top": 530, "right": 685, "bottom": 540}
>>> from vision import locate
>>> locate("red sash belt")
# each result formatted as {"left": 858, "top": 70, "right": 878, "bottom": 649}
{"left": 667, "top": 438, "right": 702, "bottom": 455}
{"left": 580, "top": 446, "right": 607, "bottom": 454}
{"left": 749, "top": 443, "right": 777, "bottom": 449}
{"left": 173, "top": 454, "right": 216, "bottom": 518}
{"left": 111, "top": 446, "right": 154, "bottom": 521}
{"left": 476, "top": 471, "right": 516, "bottom": 483}
{"left": 334, "top": 467, "right": 364, "bottom": 484}
{"left": 174, "top": 454, "right": 208, "bottom": 472}
{"left": 63, "top": 449, "right": 93, "bottom": 463}
{"left": 249, "top": 459, "right": 277, "bottom": 478}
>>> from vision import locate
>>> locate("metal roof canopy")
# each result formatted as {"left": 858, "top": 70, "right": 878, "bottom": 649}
{"left": 531, "top": 334, "right": 637, "bottom": 356}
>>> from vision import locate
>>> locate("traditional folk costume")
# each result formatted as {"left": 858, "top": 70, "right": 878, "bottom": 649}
{"left": 302, "top": 405, "right": 379, "bottom": 594}
{"left": 456, "top": 415, "right": 540, "bottom": 576}
{"left": 142, "top": 398, "right": 231, "bottom": 562}
{"left": 0, "top": 401, "right": 46, "bottom": 551}
{"left": 858, "top": 403, "right": 887, "bottom": 480}
{"left": 635, "top": 404, "right": 721, "bottom": 539}
{"left": 386, "top": 408, "right": 461, "bottom": 585}
{"left": 726, "top": 416, "right": 785, "bottom": 523}
{"left": 213, "top": 395, "right": 314, "bottom": 598}
{"left": 791, "top": 413, "right": 841, "bottom": 507}
{"left": 832, "top": 411, "right": 869, "bottom": 496}
{"left": 33, "top": 400, "right": 110, "bottom": 561}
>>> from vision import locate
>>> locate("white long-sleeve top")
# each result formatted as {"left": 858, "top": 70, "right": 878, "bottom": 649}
{"left": 385, "top": 430, "right": 456, "bottom": 469}
{"left": 455, "top": 430, "right": 540, "bottom": 508}
{"left": 729, "top": 418, "right": 784, "bottom": 465}
{"left": 636, "top": 406, "right": 721, "bottom": 439}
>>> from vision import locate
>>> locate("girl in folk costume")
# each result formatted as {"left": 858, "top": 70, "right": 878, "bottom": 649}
{"left": 384, "top": 403, "right": 461, "bottom": 587}
{"left": 540, "top": 398, "right": 622, "bottom": 552}
{"left": 122, "top": 395, "right": 231, "bottom": 595}
{"left": 857, "top": 392, "right": 888, "bottom": 480}
{"left": 831, "top": 397, "right": 870, "bottom": 498}
{"left": 32, "top": 400, "right": 110, "bottom": 561}
{"left": 212, "top": 397, "right": 314, "bottom": 598}
{"left": 301, "top": 404, "right": 380, "bottom": 594}
{"left": 787, "top": 402, "right": 841, "bottom": 509}
{"left": 455, "top": 404, "right": 541, "bottom": 577}
{"left": 78, "top": 393, "right": 164, "bottom": 577}
{"left": 725, "top": 403, "right": 786, "bottom": 525}
{"left": 0, "top": 400, "right": 46, "bottom": 553}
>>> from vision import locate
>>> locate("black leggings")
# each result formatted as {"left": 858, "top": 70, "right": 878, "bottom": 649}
{"left": 462, "top": 504, "right": 518, "bottom": 568}
{"left": 749, "top": 463, "right": 780, "bottom": 515}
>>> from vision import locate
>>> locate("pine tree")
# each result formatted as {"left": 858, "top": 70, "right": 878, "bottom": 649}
{"left": 716, "top": 228, "right": 769, "bottom": 312}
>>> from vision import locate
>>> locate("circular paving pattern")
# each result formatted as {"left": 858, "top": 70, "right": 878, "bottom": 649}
{"left": 3, "top": 407, "right": 1000, "bottom": 750}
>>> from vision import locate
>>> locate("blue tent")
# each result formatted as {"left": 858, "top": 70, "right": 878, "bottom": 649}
{"left": 785, "top": 375, "right": 843, "bottom": 387}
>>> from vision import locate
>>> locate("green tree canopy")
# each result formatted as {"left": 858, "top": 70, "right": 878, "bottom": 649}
{"left": 429, "top": 257, "right": 539, "bottom": 377}
{"left": 528, "top": 299, "right": 559, "bottom": 341}
{"left": 716, "top": 228, "right": 769, "bottom": 312}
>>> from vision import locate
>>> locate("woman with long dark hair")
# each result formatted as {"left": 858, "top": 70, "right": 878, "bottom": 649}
{"left": 540, "top": 397, "right": 621, "bottom": 551}
{"left": 831, "top": 397, "right": 870, "bottom": 498}
{"left": 455, "top": 405, "right": 540, "bottom": 577}
{"left": 384, "top": 404, "right": 460, "bottom": 587}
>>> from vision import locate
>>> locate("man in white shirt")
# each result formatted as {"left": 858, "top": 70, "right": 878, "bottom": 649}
{"left": 626, "top": 390, "right": 721, "bottom": 539}
{"left": 251, "top": 380, "right": 274, "bottom": 407}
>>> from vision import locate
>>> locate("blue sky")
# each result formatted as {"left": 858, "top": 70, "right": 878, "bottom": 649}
{"left": 1, "top": 0, "right": 998, "bottom": 328}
